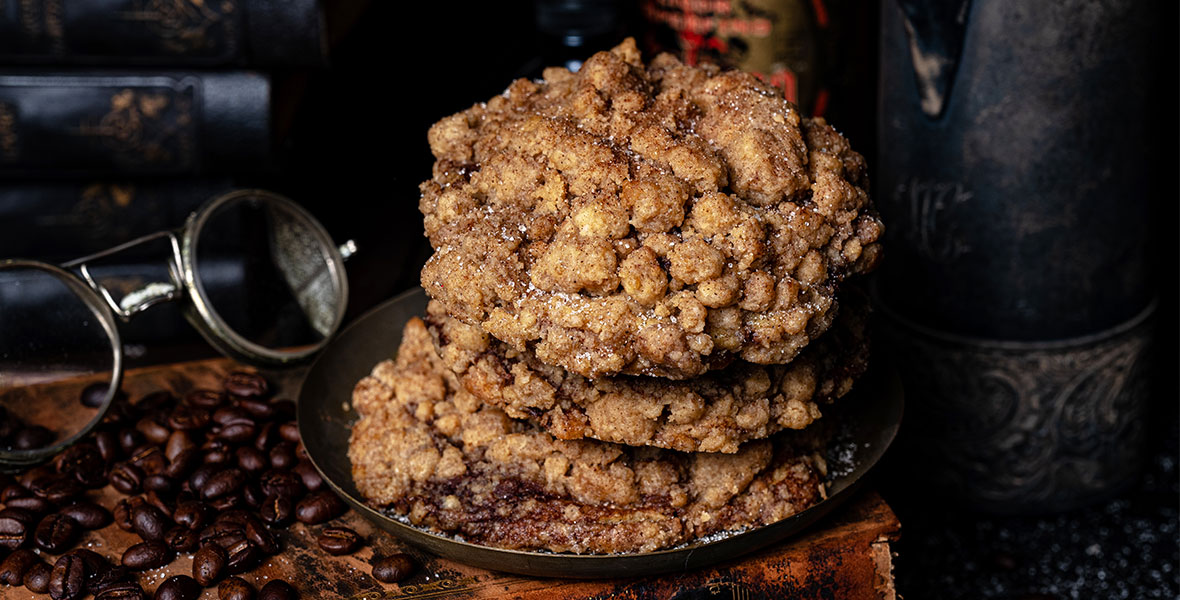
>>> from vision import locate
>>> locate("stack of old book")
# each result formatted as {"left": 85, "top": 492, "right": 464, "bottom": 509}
{"left": 347, "top": 39, "right": 887, "bottom": 564}
{"left": 0, "top": 0, "right": 327, "bottom": 345}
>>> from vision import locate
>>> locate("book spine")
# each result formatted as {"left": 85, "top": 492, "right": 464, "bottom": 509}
{"left": 0, "top": 179, "right": 233, "bottom": 261}
{"left": 0, "top": 71, "right": 270, "bottom": 177}
{"left": 0, "top": 0, "right": 326, "bottom": 67}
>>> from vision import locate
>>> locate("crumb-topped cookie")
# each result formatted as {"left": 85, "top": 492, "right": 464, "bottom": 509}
{"left": 424, "top": 293, "right": 868, "bottom": 453}
{"left": 419, "top": 39, "right": 882, "bottom": 380}
{"left": 348, "top": 318, "right": 827, "bottom": 554}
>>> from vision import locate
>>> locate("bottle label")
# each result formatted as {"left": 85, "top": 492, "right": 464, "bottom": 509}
{"left": 641, "top": 0, "right": 826, "bottom": 114}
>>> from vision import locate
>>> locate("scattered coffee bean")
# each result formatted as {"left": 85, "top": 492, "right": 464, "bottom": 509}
{"left": 131, "top": 503, "right": 169, "bottom": 541}
{"left": 64, "top": 548, "right": 110, "bottom": 592}
{"left": 154, "top": 575, "right": 201, "bottom": 600}
{"left": 218, "top": 576, "right": 256, "bottom": 600}
{"left": 23, "top": 560, "right": 52, "bottom": 592}
{"left": 259, "top": 470, "right": 303, "bottom": 500}
{"left": 0, "top": 547, "right": 40, "bottom": 585}
{"left": 44, "top": 476, "right": 85, "bottom": 504}
{"left": 1, "top": 483, "right": 29, "bottom": 501}
{"left": 295, "top": 490, "right": 345, "bottom": 525}
{"left": 258, "top": 580, "right": 297, "bottom": 600}
{"left": 34, "top": 513, "right": 80, "bottom": 553}
{"left": 58, "top": 502, "right": 112, "bottom": 529}
{"left": 202, "top": 468, "right": 246, "bottom": 500}
{"left": 237, "top": 397, "right": 275, "bottom": 420}
{"left": 56, "top": 444, "right": 107, "bottom": 487}
{"left": 143, "top": 490, "right": 174, "bottom": 520}
{"left": 110, "top": 462, "right": 145, "bottom": 494}
{"left": 371, "top": 553, "right": 415, "bottom": 584}
{"left": 164, "top": 448, "right": 201, "bottom": 480}
{"left": 192, "top": 543, "right": 227, "bottom": 586}
{"left": 253, "top": 423, "right": 279, "bottom": 451}
{"left": 277, "top": 423, "right": 300, "bottom": 444}
{"left": 164, "top": 431, "right": 196, "bottom": 462}
{"left": 144, "top": 473, "right": 178, "bottom": 497}
{"left": 173, "top": 500, "right": 208, "bottom": 530}
{"left": 49, "top": 553, "right": 86, "bottom": 600}
{"left": 165, "top": 525, "right": 200, "bottom": 552}
{"left": 292, "top": 461, "right": 324, "bottom": 493}
{"left": 224, "top": 372, "right": 269, "bottom": 399}
{"left": 135, "top": 417, "right": 171, "bottom": 446}
{"left": 95, "top": 430, "right": 121, "bottom": 463}
{"left": 90, "top": 566, "right": 136, "bottom": 595}
{"left": 259, "top": 494, "right": 293, "bottom": 527}
{"left": 244, "top": 520, "right": 280, "bottom": 555}
{"left": 184, "top": 389, "right": 225, "bottom": 410}
{"left": 0, "top": 506, "right": 36, "bottom": 550}
{"left": 113, "top": 497, "right": 146, "bottom": 532}
{"left": 224, "top": 538, "right": 260, "bottom": 574}
{"left": 80, "top": 382, "right": 113, "bottom": 408}
{"left": 268, "top": 443, "right": 296, "bottom": 470}
{"left": 317, "top": 527, "right": 362, "bottom": 555}
{"left": 168, "top": 406, "right": 210, "bottom": 432}
{"left": 235, "top": 446, "right": 267, "bottom": 473}
{"left": 96, "top": 584, "right": 150, "bottom": 600}
{"left": 122, "top": 541, "right": 172, "bottom": 570}
{"left": 129, "top": 446, "right": 167, "bottom": 475}
{"left": 118, "top": 429, "right": 145, "bottom": 454}
{"left": 6, "top": 495, "right": 53, "bottom": 515}
{"left": 242, "top": 482, "right": 264, "bottom": 508}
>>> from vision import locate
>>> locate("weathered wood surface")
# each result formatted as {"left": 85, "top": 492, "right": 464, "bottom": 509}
{"left": 4, "top": 357, "right": 900, "bottom": 599}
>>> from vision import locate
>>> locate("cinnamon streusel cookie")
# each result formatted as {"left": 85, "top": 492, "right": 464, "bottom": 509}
{"left": 424, "top": 295, "right": 868, "bottom": 454}
{"left": 419, "top": 38, "right": 882, "bottom": 380}
{"left": 348, "top": 317, "right": 828, "bottom": 554}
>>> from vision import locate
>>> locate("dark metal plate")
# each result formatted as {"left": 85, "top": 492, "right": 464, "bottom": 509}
{"left": 298, "top": 288, "right": 903, "bottom": 579}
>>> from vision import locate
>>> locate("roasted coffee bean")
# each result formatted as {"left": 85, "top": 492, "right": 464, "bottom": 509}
{"left": 113, "top": 496, "right": 145, "bottom": 532}
{"left": 224, "top": 372, "right": 269, "bottom": 399}
{"left": 23, "top": 560, "right": 52, "bottom": 592}
{"left": 209, "top": 493, "right": 243, "bottom": 511}
{"left": 143, "top": 474, "right": 177, "bottom": 497}
{"left": 217, "top": 421, "right": 256, "bottom": 444}
{"left": 0, "top": 506, "right": 36, "bottom": 550}
{"left": 7, "top": 495, "right": 53, "bottom": 514}
{"left": 218, "top": 576, "right": 255, "bottom": 600}
{"left": 277, "top": 423, "right": 300, "bottom": 444}
{"left": 295, "top": 490, "right": 345, "bottom": 525}
{"left": 89, "top": 566, "right": 135, "bottom": 594}
{"left": 253, "top": 422, "right": 279, "bottom": 452}
{"left": 188, "top": 465, "right": 218, "bottom": 493}
{"left": 244, "top": 520, "right": 280, "bottom": 555}
{"left": 34, "top": 513, "right": 79, "bottom": 553}
{"left": 49, "top": 553, "right": 86, "bottom": 600}
{"left": 192, "top": 543, "right": 227, "bottom": 586}
{"left": 129, "top": 446, "right": 167, "bottom": 475}
{"left": 235, "top": 446, "right": 267, "bottom": 473}
{"left": 135, "top": 417, "right": 172, "bottom": 445}
{"left": 95, "top": 430, "right": 122, "bottom": 464}
{"left": 164, "top": 449, "right": 202, "bottom": 480}
{"left": 201, "top": 525, "right": 247, "bottom": 550}
{"left": 19, "top": 465, "right": 55, "bottom": 488}
{"left": 164, "top": 431, "right": 196, "bottom": 462}
{"left": 110, "top": 462, "right": 145, "bottom": 494}
{"left": 242, "top": 482, "right": 264, "bottom": 508}
{"left": 168, "top": 406, "right": 210, "bottom": 432}
{"left": 259, "top": 470, "right": 303, "bottom": 500}
{"left": 118, "top": 429, "right": 145, "bottom": 454}
{"left": 155, "top": 575, "right": 201, "bottom": 600}
{"left": 103, "top": 398, "right": 138, "bottom": 427}
{"left": 317, "top": 527, "right": 362, "bottom": 555}
{"left": 58, "top": 502, "right": 112, "bottom": 529}
{"left": 201, "top": 468, "right": 245, "bottom": 500}
{"left": 237, "top": 397, "right": 275, "bottom": 420}
{"left": 212, "top": 407, "right": 250, "bottom": 427}
{"left": 65, "top": 548, "right": 111, "bottom": 592}
{"left": 96, "top": 583, "right": 150, "bottom": 600}
{"left": 131, "top": 504, "right": 169, "bottom": 541}
{"left": 259, "top": 494, "right": 293, "bottom": 527}
{"left": 1, "top": 483, "right": 29, "bottom": 501}
{"left": 370, "top": 554, "right": 415, "bottom": 584}
{"left": 121, "top": 541, "right": 171, "bottom": 570}
{"left": 0, "top": 548, "right": 40, "bottom": 584}
{"left": 214, "top": 509, "right": 255, "bottom": 528}
{"left": 268, "top": 443, "right": 296, "bottom": 470}
{"left": 292, "top": 461, "right": 324, "bottom": 493}
{"left": 224, "top": 539, "right": 259, "bottom": 574}
{"left": 27, "top": 473, "right": 63, "bottom": 499}
{"left": 56, "top": 444, "right": 106, "bottom": 487}
{"left": 44, "top": 476, "right": 85, "bottom": 504}
{"left": 258, "top": 580, "right": 297, "bottom": 600}
{"left": 173, "top": 500, "right": 208, "bottom": 530}
{"left": 14, "top": 425, "right": 55, "bottom": 449}
{"left": 165, "top": 526, "right": 200, "bottom": 553}
{"left": 184, "top": 389, "right": 225, "bottom": 410}
{"left": 80, "top": 382, "right": 112, "bottom": 408}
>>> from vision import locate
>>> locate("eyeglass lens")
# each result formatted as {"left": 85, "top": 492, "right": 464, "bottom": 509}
{"left": 193, "top": 196, "right": 341, "bottom": 352}
{"left": 0, "top": 264, "right": 116, "bottom": 453}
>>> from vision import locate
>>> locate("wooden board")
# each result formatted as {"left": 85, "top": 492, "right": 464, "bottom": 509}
{"left": 3, "top": 357, "right": 900, "bottom": 600}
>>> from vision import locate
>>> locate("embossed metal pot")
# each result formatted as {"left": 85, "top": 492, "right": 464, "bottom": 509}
{"left": 875, "top": 0, "right": 1155, "bottom": 513}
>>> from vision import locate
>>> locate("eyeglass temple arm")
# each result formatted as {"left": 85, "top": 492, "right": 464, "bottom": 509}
{"left": 61, "top": 231, "right": 185, "bottom": 320}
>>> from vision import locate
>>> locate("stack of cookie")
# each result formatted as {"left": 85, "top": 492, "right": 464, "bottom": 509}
{"left": 348, "top": 40, "right": 883, "bottom": 554}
